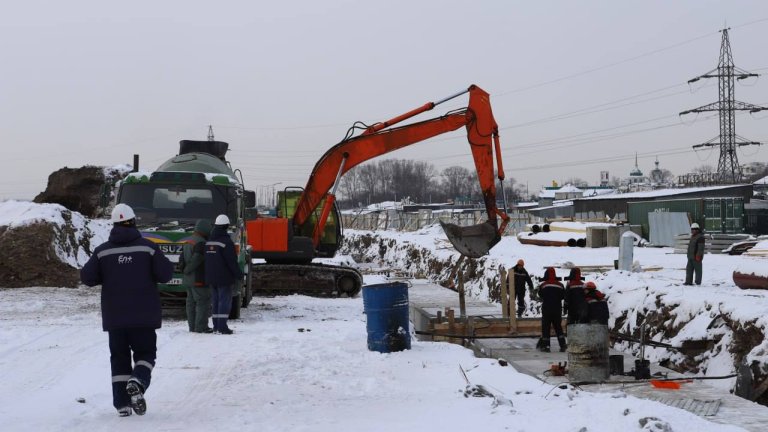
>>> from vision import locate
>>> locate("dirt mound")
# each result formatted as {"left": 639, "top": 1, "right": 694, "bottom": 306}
{"left": 34, "top": 165, "right": 128, "bottom": 218}
{"left": 0, "top": 223, "right": 80, "bottom": 288}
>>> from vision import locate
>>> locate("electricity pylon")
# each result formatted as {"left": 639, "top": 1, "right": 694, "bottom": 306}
{"left": 679, "top": 28, "right": 766, "bottom": 184}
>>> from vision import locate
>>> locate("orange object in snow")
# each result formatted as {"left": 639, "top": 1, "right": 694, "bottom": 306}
{"left": 650, "top": 380, "right": 691, "bottom": 389}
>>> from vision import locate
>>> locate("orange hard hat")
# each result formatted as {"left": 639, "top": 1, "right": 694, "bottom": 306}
{"left": 585, "top": 281, "right": 597, "bottom": 289}
{"left": 517, "top": 259, "right": 525, "bottom": 266}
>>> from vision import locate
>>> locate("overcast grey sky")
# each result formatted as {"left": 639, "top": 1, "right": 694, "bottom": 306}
{"left": 2, "top": 0, "right": 767, "bottom": 201}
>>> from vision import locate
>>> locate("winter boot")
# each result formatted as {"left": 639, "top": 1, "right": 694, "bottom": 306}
{"left": 558, "top": 336, "right": 568, "bottom": 352}
{"left": 536, "top": 338, "right": 550, "bottom": 352}
{"left": 126, "top": 379, "right": 147, "bottom": 416}
{"left": 117, "top": 407, "right": 132, "bottom": 417}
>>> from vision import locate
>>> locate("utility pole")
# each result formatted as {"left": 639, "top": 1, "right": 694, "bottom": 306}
{"left": 680, "top": 28, "right": 766, "bottom": 184}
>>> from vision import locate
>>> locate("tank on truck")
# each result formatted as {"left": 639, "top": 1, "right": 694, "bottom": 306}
{"left": 115, "top": 138, "right": 256, "bottom": 317}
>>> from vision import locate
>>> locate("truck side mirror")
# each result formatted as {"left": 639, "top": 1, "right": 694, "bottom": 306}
{"left": 244, "top": 190, "right": 256, "bottom": 208}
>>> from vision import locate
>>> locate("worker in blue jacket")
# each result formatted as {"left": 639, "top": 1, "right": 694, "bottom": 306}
{"left": 80, "top": 204, "right": 173, "bottom": 417}
{"left": 205, "top": 214, "right": 243, "bottom": 335}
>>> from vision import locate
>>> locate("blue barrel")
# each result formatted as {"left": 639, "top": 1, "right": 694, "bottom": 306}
{"left": 362, "top": 282, "right": 411, "bottom": 353}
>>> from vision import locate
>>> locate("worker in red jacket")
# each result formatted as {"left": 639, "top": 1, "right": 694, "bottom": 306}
{"left": 563, "top": 267, "right": 588, "bottom": 325}
{"left": 535, "top": 267, "right": 567, "bottom": 352}
{"left": 584, "top": 281, "right": 609, "bottom": 325}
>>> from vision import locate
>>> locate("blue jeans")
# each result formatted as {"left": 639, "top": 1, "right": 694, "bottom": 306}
{"left": 211, "top": 284, "right": 233, "bottom": 332}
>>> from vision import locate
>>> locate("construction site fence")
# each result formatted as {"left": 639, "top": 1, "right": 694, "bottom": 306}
{"left": 341, "top": 210, "right": 531, "bottom": 235}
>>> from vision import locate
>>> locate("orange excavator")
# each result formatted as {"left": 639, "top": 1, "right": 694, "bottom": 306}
{"left": 246, "top": 84, "right": 510, "bottom": 297}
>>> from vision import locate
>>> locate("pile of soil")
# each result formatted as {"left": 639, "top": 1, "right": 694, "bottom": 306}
{"left": 0, "top": 223, "right": 80, "bottom": 288}
{"left": 34, "top": 165, "right": 127, "bottom": 218}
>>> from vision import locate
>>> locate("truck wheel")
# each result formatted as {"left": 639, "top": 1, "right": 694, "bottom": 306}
{"left": 242, "top": 269, "right": 253, "bottom": 308}
{"left": 230, "top": 294, "right": 242, "bottom": 319}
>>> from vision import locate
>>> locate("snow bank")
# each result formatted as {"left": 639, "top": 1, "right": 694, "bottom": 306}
{"left": 734, "top": 258, "right": 768, "bottom": 278}
{"left": 0, "top": 201, "right": 111, "bottom": 287}
{"left": 343, "top": 226, "right": 768, "bottom": 400}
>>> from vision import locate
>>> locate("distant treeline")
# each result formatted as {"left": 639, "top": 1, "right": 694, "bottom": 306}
{"left": 336, "top": 159, "right": 526, "bottom": 208}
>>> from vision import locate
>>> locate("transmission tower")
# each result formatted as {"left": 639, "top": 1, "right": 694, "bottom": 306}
{"left": 207, "top": 125, "right": 215, "bottom": 141}
{"left": 679, "top": 28, "right": 766, "bottom": 184}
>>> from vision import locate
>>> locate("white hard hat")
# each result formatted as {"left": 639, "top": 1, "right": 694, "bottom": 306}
{"left": 110, "top": 203, "right": 136, "bottom": 223}
{"left": 215, "top": 214, "right": 230, "bottom": 225}
{"left": 690, "top": 223, "right": 700, "bottom": 230}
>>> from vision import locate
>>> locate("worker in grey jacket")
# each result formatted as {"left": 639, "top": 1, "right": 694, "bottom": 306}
{"left": 684, "top": 222, "right": 705, "bottom": 285}
{"left": 180, "top": 219, "right": 213, "bottom": 333}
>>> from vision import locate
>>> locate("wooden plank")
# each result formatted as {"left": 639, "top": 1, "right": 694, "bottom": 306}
{"left": 431, "top": 317, "right": 568, "bottom": 338}
{"left": 458, "top": 273, "right": 466, "bottom": 319}
{"left": 500, "top": 267, "right": 509, "bottom": 318}
{"left": 508, "top": 270, "right": 517, "bottom": 332}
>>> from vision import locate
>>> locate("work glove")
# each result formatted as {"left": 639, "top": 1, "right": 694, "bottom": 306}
{"left": 695, "top": 255, "right": 702, "bottom": 262}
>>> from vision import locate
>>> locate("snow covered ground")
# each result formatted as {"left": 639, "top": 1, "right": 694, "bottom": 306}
{"left": 0, "top": 283, "right": 748, "bottom": 432}
{"left": 1, "top": 201, "right": 766, "bottom": 431}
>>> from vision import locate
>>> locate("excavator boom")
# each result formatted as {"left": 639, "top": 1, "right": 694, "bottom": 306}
{"left": 294, "top": 84, "right": 510, "bottom": 257}
{"left": 247, "top": 84, "right": 510, "bottom": 298}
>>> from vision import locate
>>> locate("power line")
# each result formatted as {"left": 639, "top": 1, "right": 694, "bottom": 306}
{"left": 504, "top": 86, "right": 694, "bottom": 129}
{"left": 495, "top": 31, "right": 721, "bottom": 97}
{"left": 508, "top": 146, "right": 697, "bottom": 172}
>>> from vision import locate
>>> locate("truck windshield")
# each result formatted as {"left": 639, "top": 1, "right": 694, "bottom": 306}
{"left": 118, "top": 183, "right": 238, "bottom": 227}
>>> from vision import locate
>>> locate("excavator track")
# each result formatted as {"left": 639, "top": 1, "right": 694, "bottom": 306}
{"left": 251, "top": 263, "right": 363, "bottom": 298}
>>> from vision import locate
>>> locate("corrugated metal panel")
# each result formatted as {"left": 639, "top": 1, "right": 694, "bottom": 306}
{"left": 647, "top": 397, "right": 721, "bottom": 417}
{"left": 648, "top": 212, "right": 690, "bottom": 246}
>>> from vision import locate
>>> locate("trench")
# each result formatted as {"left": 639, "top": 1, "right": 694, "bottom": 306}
{"left": 342, "top": 229, "right": 768, "bottom": 406}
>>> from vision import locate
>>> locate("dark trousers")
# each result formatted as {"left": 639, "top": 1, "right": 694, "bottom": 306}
{"left": 685, "top": 259, "right": 702, "bottom": 285}
{"left": 514, "top": 286, "right": 526, "bottom": 316}
{"left": 211, "top": 284, "right": 233, "bottom": 332}
{"left": 186, "top": 285, "right": 212, "bottom": 332}
{"left": 108, "top": 328, "right": 157, "bottom": 409}
{"left": 540, "top": 308, "right": 565, "bottom": 348}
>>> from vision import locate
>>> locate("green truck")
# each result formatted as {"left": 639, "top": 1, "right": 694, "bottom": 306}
{"left": 115, "top": 139, "right": 256, "bottom": 318}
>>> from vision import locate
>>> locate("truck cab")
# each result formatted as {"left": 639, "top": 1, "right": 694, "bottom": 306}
{"left": 115, "top": 140, "right": 255, "bottom": 317}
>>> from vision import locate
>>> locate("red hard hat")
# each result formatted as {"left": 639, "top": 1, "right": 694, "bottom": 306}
{"left": 517, "top": 259, "right": 524, "bottom": 266}
{"left": 585, "top": 281, "right": 597, "bottom": 289}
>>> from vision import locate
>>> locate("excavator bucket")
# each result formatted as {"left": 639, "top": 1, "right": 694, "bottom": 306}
{"left": 439, "top": 220, "right": 501, "bottom": 258}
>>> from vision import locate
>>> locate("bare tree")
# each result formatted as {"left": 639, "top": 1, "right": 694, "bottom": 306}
{"left": 659, "top": 169, "right": 675, "bottom": 184}
{"left": 692, "top": 164, "right": 715, "bottom": 174}
{"left": 441, "top": 166, "right": 470, "bottom": 200}
{"left": 338, "top": 168, "right": 363, "bottom": 206}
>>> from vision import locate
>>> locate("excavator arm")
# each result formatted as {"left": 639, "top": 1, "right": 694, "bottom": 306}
{"left": 293, "top": 84, "right": 510, "bottom": 258}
